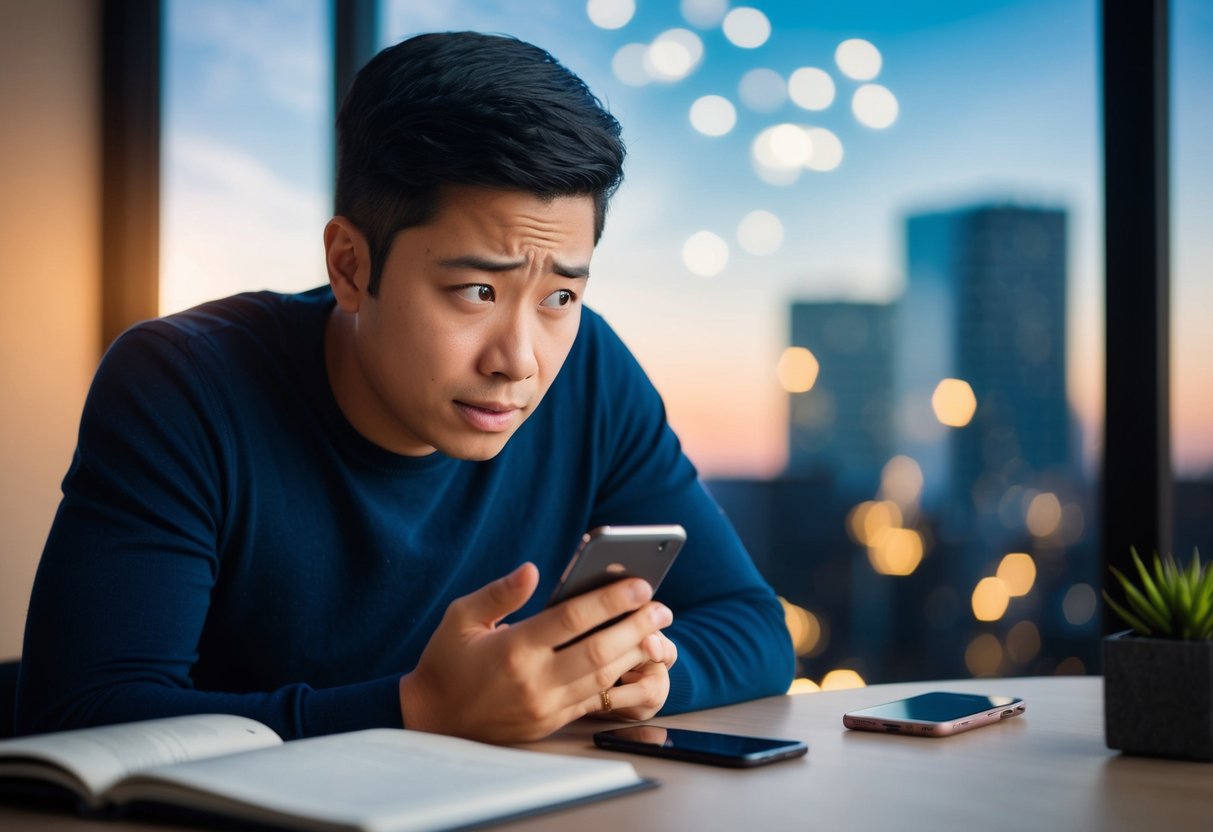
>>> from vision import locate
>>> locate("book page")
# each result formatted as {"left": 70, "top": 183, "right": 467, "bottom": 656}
{"left": 114, "top": 728, "right": 644, "bottom": 832}
{"left": 0, "top": 714, "right": 281, "bottom": 803}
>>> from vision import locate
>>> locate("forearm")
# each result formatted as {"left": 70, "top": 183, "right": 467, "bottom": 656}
{"left": 659, "top": 588, "right": 795, "bottom": 714}
{"left": 16, "top": 665, "right": 404, "bottom": 739}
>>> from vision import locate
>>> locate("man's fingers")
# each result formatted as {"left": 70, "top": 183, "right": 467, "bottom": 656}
{"left": 525, "top": 578, "right": 653, "bottom": 647}
{"left": 448, "top": 563, "right": 538, "bottom": 628}
{"left": 548, "top": 602, "right": 672, "bottom": 698}
{"left": 583, "top": 661, "right": 671, "bottom": 721}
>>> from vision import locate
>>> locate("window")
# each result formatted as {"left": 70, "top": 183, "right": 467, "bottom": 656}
{"left": 382, "top": 0, "right": 1103, "bottom": 684}
{"left": 160, "top": 0, "right": 333, "bottom": 315}
{"left": 1171, "top": 0, "right": 1213, "bottom": 561}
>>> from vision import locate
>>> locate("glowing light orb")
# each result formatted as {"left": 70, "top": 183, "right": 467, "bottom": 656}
{"left": 689, "top": 95, "right": 737, "bottom": 136}
{"left": 852, "top": 83, "right": 899, "bottom": 128}
{"left": 788, "top": 67, "right": 836, "bottom": 110}
{"left": 737, "top": 209, "right": 784, "bottom": 255}
{"left": 682, "top": 230, "right": 729, "bottom": 276}
{"left": 723, "top": 7, "right": 771, "bottom": 49}
{"left": 586, "top": 0, "right": 635, "bottom": 30}
{"left": 835, "top": 38, "right": 882, "bottom": 80}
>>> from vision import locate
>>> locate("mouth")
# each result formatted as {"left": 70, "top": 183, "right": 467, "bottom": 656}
{"left": 453, "top": 400, "right": 524, "bottom": 433}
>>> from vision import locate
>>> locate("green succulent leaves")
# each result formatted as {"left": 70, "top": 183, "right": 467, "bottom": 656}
{"left": 1104, "top": 547, "right": 1213, "bottom": 641}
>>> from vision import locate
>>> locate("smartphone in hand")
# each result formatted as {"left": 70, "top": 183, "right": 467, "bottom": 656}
{"left": 594, "top": 725, "right": 807, "bottom": 768}
{"left": 547, "top": 525, "right": 685, "bottom": 606}
{"left": 843, "top": 691, "right": 1026, "bottom": 737}
{"left": 546, "top": 525, "right": 685, "bottom": 647}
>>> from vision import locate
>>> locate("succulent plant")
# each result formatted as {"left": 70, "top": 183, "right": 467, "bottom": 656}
{"left": 1103, "top": 547, "right": 1213, "bottom": 640}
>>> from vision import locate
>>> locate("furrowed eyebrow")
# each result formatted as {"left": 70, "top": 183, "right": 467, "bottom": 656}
{"left": 436, "top": 255, "right": 590, "bottom": 279}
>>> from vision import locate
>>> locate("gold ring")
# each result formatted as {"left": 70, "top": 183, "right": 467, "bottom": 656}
{"left": 599, "top": 688, "right": 612, "bottom": 712}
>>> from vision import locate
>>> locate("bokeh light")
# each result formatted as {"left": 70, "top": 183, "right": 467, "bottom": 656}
{"left": 821, "top": 669, "right": 866, "bottom": 690}
{"left": 852, "top": 84, "right": 899, "bottom": 128}
{"left": 1026, "top": 492, "right": 1063, "bottom": 537}
{"left": 680, "top": 0, "right": 728, "bottom": 28}
{"left": 737, "top": 209, "right": 784, "bottom": 255}
{"left": 1006, "top": 620, "right": 1041, "bottom": 664}
{"left": 880, "top": 455, "right": 924, "bottom": 508}
{"left": 1062, "top": 583, "right": 1097, "bottom": 626}
{"left": 682, "top": 230, "right": 729, "bottom": 276}
{"left": 965, "top": 633, "right": 1004, "bottom": 676}
{"left": 1055, "top": 657, "right": 1087, "bottom": 675}
{"left": 787, "top": 677, "right": 822, "bottom": 694}
{"left": 971, "top": 576, "right": 1011, "bottom": 621}
{"left": 803, "top": 127, "right": 844, "bottom": 171}
{"left": 645, "top": 28, "right": 704, "bottom": 82}
{"left": 780, "top": 597, "right": 822, "bottom": 655}
{"left": 722, "top": 7, "right": 771, "bottom": 48}
{"left": 868, "top": 527, "right": 924, "bottom": 576}
{"left": 931, "top": 378, "right": 977, "bottom": 427}
{"left": 777, "top": 346, "right": 820, "bottom": 393}
{"left": 586, "top": 0, "right": 635, "bottom": 30}
{"left": 753, "top": 124, "right": 811, "bottom": 168}
{"left": 739, "top": 68, "right": 787, "bottom": 113}
{"left": 847, "top": 500, "right": 903, "bottom": 546}
{"left": 835, "top": 38, "right": 883, "bottom": 80}
{"left": 689, "top": 94, "right": 737, "bottom": 136}
{"left": 996, "top": 552, "right": 1037, "bottom": 596}
{"left": 611, "top": 43, "right": 650, "bottom": 86}
{"left": 788, "top": 67, "right": 836, "bottom": 110}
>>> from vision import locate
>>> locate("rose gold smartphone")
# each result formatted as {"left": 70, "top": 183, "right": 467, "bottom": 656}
{"left": 843, "top": 691, "right": 1026, "bottom": 737}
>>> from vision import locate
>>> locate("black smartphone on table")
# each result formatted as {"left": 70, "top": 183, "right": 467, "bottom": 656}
{"left": 593, "top": 725, "right": 808, "bottom": 768}
{"left": 842, "top": 691, "right": 1026, "bottom": 737}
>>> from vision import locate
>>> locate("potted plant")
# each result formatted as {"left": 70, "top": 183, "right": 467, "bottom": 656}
{"left": 1102, "top": 547, "right": 1213, "bottom": 761}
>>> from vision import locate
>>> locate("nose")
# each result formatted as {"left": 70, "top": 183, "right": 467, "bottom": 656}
{"left": 478, "top": 309, "right": 539, "bottom": 382}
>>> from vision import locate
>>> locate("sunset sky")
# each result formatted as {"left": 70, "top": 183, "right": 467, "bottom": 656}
{"left": 160, "top": 0, "right": 1212, "bottom": 480}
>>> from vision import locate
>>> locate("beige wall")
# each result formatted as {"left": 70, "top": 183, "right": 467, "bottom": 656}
{"left": 0, "top": 2, "right": 101, "bottom": 659}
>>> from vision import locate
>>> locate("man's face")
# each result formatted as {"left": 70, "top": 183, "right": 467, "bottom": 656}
{"left": 326, "top": 186, "right": 595, "bottom": 460}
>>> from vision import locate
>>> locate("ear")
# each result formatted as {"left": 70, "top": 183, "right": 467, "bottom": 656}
{"left": 324, "top": 217, "right": 370, "bottom": 312}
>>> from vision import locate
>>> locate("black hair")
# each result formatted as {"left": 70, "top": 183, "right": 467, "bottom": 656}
{"left": 335, "top": 31, "right": 627, "bottom": 295}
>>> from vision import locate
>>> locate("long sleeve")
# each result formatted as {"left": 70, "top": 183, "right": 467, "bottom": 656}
{"left": 17, "top": 321, "right": 403, "bottom": 739}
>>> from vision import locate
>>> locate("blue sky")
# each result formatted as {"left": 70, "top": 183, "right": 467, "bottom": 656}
{"left": 161, "top": 0, "right": 1211, "bottom": 476}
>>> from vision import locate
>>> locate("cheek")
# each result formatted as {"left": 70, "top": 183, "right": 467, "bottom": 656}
{"left": 537, "top": 316, "right": 581, "bottom": 376}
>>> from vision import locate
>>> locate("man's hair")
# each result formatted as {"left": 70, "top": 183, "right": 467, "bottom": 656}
{"left": 335, "top": 31, "right": 627, "bottom": 295}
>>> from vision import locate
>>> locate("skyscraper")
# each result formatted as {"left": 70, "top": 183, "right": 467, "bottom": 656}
{"left": 898, "top": 203, "right": 1071, "bottom": 525}
{"left": 786, "top": 301, "right": 896, "bottom": 497}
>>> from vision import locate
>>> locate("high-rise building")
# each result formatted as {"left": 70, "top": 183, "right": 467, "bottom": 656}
{"left": 786, "top": 301, "right": 896, "bottom": 497}
{"left": 897, "top": 204, "right": 1072, "bottom": 520}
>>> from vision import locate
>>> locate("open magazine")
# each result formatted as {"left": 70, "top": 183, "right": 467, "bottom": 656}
{"left": 0, "top": 714, "right": 653, "bottom": 832}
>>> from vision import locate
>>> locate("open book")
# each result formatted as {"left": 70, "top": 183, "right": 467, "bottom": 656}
{"left": 0, "top": 714, "right": 653, "bottom": 831}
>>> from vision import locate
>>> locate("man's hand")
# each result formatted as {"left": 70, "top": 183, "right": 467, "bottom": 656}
{"left": 398, "top": 563, "right": 674, "bottom": 743}
{"left": 595, "top": 631, "right": 678, "bottom": 722}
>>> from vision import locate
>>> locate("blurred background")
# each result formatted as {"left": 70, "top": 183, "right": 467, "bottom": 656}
{"left": 1, "top": 0, "right": 1209, "bottom": 690}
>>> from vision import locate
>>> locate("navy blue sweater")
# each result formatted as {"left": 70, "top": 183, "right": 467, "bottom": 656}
{"left": 17, "top": 287, "right": 793, "bottom": 738}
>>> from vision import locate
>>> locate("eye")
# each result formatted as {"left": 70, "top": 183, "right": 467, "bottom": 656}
{"left": 540, "top": 289, "right": 577, "bottom": 309}
{"left": 453, "top": 284, "right": 495, "bottom": 304}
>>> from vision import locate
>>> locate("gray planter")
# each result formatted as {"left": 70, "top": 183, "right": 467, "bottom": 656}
{"left": 1103, "top": 630, "right": 1213, "bottom": 761}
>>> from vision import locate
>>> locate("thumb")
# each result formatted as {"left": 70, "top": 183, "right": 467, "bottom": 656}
{"left": 451, "top": 562, "right": 539, "bottom": 628}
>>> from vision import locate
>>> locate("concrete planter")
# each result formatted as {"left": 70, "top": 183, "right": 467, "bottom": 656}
{"left": 1103, "top": 630, "right": 1213, "bottom": 761}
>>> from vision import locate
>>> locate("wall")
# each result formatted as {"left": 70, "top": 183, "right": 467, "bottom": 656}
{"left": 0, "top": 2, "right": 101, "bottom": 659}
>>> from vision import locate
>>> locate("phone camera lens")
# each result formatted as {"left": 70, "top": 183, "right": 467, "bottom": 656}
{"left": 658, "top": 541, "right": 668, "bottom": 552}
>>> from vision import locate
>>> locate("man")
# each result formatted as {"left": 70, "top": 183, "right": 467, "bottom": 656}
{"left": 17, "top": 32, "right": 793, "bottom": 742}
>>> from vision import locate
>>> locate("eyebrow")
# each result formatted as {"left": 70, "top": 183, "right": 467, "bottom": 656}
{"left": 436, "top": 255, "right": 590, "bottom": 279}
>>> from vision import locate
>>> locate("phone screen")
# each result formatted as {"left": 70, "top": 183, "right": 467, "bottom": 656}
{"left": 593, "top": 726, "right": 807, "bottom": 768}
{"left": 850, "top": 692, "right": 1021, "bottom": 721}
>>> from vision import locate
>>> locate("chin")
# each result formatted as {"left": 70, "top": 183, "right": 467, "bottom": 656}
{"left": 437, "top": 433, "right": 514, "bottom": 462}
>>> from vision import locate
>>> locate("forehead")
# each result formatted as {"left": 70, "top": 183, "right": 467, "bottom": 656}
{"left": 422, "top": 186, "right": 596, "bottom": 254}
